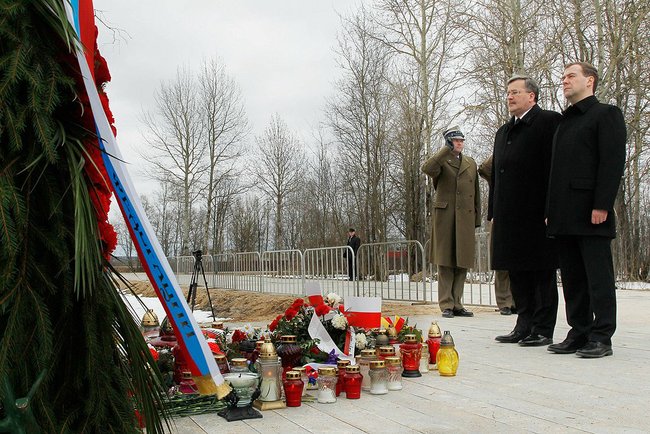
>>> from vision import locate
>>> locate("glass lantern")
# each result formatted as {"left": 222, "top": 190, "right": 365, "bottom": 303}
{"left": 230, "top": 358, "right": 249, "bottom": 373}
{"left": 358, "top": 349, "right": 378, "bottom": 391}
{"left": 317, "top": 367, "right": 337, "bottom": 403}
{"left": 214, "top": 353, "right": 230, "bottom": 374}
{"left": 385, "top": 356, "right": 403, "bottom": 390}
{"left": 400, "top": 334, "right": 422, "bottom": 377}
{"left": 336, "top": 360, "right": 351, "bottom": 397}
{"left": 293, "top": 366, "right": 309, "bottom": 395}
{"left": 368, "top": 360, "right": 389, "bottom": 395}
{"left": 436, "top": 331, "right": 459, "bottom": 376}
{"left": 420, "top": 343, "right": 430, "bottom": 373}
{"left": 256, "top": 339, "right": 283, "bottom": 403}
{"left": 276, "top": 335, "right": 302, "bottom": 378}
{"left": 426, "top": 321, "right": 442, "bottom": 368}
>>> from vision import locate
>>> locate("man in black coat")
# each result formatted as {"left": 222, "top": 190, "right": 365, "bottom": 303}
{"left": 490, "top": 75, "right": 561, "bottom": 346}
{"left": 546, "top": 62, "right": 626, "bottom": 358}
{"left": 345, "top": 228, "right": 361, "bottom": 281}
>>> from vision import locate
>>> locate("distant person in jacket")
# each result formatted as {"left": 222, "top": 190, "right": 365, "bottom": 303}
{"left": 546, "top": 62, "right": 626, "bottom": 358}
{"left": 422, "top": 126, "right": 481, "bottom": 318}
{"left": 345, "top": 228, "right": 361, "bottom": 281}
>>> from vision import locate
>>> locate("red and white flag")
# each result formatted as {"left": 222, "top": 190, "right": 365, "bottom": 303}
{"left": 305, "top": 282, "right": 324, "bottom": 306}
{"left": 344, "top": 296, "right": 382, "bottom": 329}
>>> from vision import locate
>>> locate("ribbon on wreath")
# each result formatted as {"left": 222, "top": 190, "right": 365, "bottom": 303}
{"left": 63, "top": 0, "right": 229, "bottom": 398}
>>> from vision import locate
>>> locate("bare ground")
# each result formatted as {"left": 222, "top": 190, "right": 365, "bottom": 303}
{"left": 118, "top": 279, "right": 492, "bottom": 323}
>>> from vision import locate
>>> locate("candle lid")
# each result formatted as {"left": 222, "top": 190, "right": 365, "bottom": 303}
{"left": 141, "top": 309, "right": 159, "bottom": 327}
{"left": 369, "top": 360, "right": 386, "bottom": 369}
{"left": 428, "top": 321, "right": 442, "bottom": 337}
{"left": 337, "top": 359, "right": 351, "bottom": 368}
{"left": 378, "top": 346, "right": 396, "bottom": 355}
{"left": 385, "top": 356, "right": 401, "bottom": 366}
{"left": 440, "top": 330, "right": 455, "bottom": 346}
{"left": 231, "top": 358, "right": 248, "bottom": 367}
{"left": 285, "top": 370, "right": 301, "bottom": 380}
{"left": 281, "top": 335, "right": 297, "bottom": 343}
{"left": 293, "top": 366, "right": 306, "bottom": 374}
{"left": 360, "top": 349, "right": 377, "bottom": 357}
{"left": 345, "top": 365, "right": 360, "bottom": 373}
{"left": 376, "top": 328, "right": 387, "bottom": 335}
{"left": 387, "top": 325, "right": 398, "bottom": 338}
{"left": 403, "top": 334, "right": 417, "bottom": 343}
{"left": 214, "top": 354, "right": 227, "bottom": 361}
{"left": 259, "top": 338, "right": 278, "bottom": 359}
{"left": 211, "top": 321, "right": 224, "bottom": 329}
{"left": 318, "top": 367, "right": 337, "bottom": 376}
{"left": 181, "top": 371, "right": 192, "bottom": 380}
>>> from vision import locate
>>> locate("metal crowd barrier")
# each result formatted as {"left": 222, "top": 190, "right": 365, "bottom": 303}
{"left": 233, "top": 251, "right": 262, "bottom": 292}
{"left": 356, "top": 240, "right": 427, "bottom": 302}
{"left": 165, "top": 235, "right": 498, "bottom": 307}
{"left": 303, "top": 246, "right": 358, "bottom": 298}
{"left": 424, "top": 231, "right": 496, "bottom": 307}
{"left": 260, "top": 249, "right": 305, "bottom": 295}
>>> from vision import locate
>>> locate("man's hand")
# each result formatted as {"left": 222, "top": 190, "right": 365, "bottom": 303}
{"left": 591, "top": 209, "right": 608, "bottom": 225}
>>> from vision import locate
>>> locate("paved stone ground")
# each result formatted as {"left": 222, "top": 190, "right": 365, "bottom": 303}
{"left": 171, "top": 289, "right": 650, "bottom": 433}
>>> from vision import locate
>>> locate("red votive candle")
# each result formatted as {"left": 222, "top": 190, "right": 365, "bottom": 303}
{"left": 336, "top": 360, "right": 351, "bottom": 396}
{"left": 344, "top": 365, "right": 362, "bottom": 399}
{"left": 283, "top": 371, "right": 304, "bottom": 407}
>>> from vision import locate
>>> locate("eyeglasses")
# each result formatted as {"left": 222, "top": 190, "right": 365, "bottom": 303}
{"left": 505, "top": 90, "right": 532, "bottom": 97}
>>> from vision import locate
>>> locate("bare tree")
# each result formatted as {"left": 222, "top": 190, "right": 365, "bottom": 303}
{"left": 197, "top": 58, "right": 248, "bottom": 254}
{"left": 142, "top": 66, "right": 206, "bottom": 255}
{"left": 328, "top": 7, "right": 393, "bottom": 245}
{"left": 251, "top": 115, "right": 305, "bottom": 249}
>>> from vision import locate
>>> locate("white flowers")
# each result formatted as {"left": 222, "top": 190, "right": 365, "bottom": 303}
{"left": 355, "top": 332, "right": 367, "bottom": 349}
{"left": 331, "top": 313, "right": 348, "bottom": 330}
{"left": 325, "top": 292, "right": 342, "bottom": 308}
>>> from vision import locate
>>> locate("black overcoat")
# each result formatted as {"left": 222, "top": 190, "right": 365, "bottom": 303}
{"left": 546, "top": 96, "right": 626, "bottom": 238}
{"left": 489, "top": 104, "right": 561, "bottom": 270}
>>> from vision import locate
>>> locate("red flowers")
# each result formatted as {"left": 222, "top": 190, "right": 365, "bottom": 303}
{"left": 269, "top": 314, "right": 283, "bottom": 332}
{"left": 315, "top": 304, "right": 331, "bottom": 317}
{"left": 231, "top": 330, "right": 246, "bottom": 343}
{"left": 285, "top": 307, "right": 299, "bottom": 321}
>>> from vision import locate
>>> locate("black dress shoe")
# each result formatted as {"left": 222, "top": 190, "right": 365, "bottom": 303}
{"left": 495, "top": 330, "right": 527, "bottom": 343}
{"left": 499, "top": 307, "right": 512, "bottom": 315}
{"left": 453, "top": 308, "right": 474, "bottom": 317}
{"left": 547, "top": 338, "right": 586, "bottom": 354}
{"left": 518, "top": 334, "right": 552, "bottom": 347}
{"left": 442, "top": 308, "right": 454, "bottom": 318}
{"left": 576, "top": 341, "right": 613, "bottom": 358}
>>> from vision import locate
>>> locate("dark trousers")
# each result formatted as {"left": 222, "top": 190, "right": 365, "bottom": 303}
{"left": 556, "top": 236, "right": 616, "bottom": 346}
{"left": 347, "top": 255, "right": 357, "bottom": 281}
{"left": 508, "top": 269, "right": 558, "bottom": 338}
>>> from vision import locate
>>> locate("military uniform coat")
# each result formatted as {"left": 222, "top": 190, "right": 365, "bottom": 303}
{"left": 546, "top": 96, "right": 626, "bottom": 238}
{"left": 422, "top": 146, "right": 481, "bottom": 269}
{"left": 489, "top": 104, "right": 561, "bottom": 271}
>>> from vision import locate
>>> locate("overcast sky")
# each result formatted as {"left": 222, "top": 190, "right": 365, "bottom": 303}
{"left": 94, "top": 0, "right": 360, "bottom": 194}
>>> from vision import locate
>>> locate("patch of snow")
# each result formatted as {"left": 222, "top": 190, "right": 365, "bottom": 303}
{"left": 618, "top": 281, "right": 650, "bottom": 291}
{"left": 121, "top": 294, "right": 229, "bottom": 325}
{"left": 388, "top": 273, "right": 410, "bottom": 283}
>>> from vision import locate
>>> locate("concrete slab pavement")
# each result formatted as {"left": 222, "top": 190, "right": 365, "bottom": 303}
{"left": 170, "top": 288, "right": 650, "bottom": 433}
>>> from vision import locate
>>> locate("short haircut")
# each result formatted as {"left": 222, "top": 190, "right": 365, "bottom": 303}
{"left": 348, "top": 228, "right": 355, "bottom": 232}
{"left": 507, "top": 74, "right": 540, "bottom": 102}
{"left": 565, "top": 61, "right": 599, "bottom": 93}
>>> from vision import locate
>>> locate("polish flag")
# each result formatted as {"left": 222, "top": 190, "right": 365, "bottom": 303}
{"left": 305, "top": 282, "right": 324, "bottom": 306}
{"left": 344, "top": 296, "right": 382, "bottom": 329}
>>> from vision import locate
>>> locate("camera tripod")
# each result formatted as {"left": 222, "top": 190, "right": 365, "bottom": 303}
{"left": 186, "top": 249, "right": 216, "bottom": 321}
